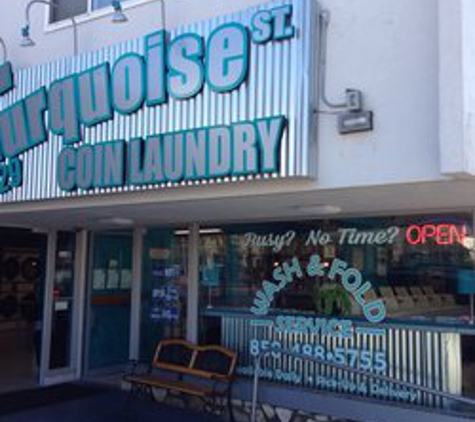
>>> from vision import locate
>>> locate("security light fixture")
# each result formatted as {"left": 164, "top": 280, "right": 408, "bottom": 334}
{"left": 21, "top": 0, "right": 78, "bottom": 56}
{"left": 111, "top": 0, "right": 128, "bottom": 23}
{"left": 110, "top": 0, "right": 166, "bottom": 28}
{"left": 20, "top": 25, "right": 35, "bottom": 47}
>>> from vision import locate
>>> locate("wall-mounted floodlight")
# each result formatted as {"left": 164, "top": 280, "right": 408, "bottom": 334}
{"left": 0, "top": 37, "right": 8, "bottom": 63}
{"left": 110, "top": 0, "right": 166, "bottom": 28}
{"left": 20, "top": 25, "right": 35, "bottom": 47}
{"left": 21, "top": 0, "right": 78, "bottom": 56}
{"left": 111, "top": 0, "right": 128, "bottom": 23}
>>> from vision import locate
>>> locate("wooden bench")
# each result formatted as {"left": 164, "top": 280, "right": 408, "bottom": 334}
{"left": 123, "top": 339, "right": 237, "bottom": 421}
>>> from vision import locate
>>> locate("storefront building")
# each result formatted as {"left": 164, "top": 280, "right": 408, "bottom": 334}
{"left": 1, "top": 0, "right": 475, "bottom": 421}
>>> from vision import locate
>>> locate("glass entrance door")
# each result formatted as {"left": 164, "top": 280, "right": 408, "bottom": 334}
{"left": 86, "top": 232, "right": 133, "bottom": 371}
{"left": 40, "top": 231, "right": 83, "bottom": 386}
{"left": 49, "top": 232, "right": 76, "bottom": 370}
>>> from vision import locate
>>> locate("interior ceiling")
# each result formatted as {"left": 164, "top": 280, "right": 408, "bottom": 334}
{"left": 0, "top": 179, "right": 475, "bottom": 231}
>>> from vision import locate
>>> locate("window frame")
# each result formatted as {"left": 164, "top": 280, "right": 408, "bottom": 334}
{"left": 44, "top": 0, "right": 159, "bottom": 34}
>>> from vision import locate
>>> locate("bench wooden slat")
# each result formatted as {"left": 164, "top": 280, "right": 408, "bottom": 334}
{"left": 153, "top": 363, "right": 230, "bottom": 381}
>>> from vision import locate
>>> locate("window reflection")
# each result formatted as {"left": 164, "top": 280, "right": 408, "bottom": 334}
{"left": 199, "top": 215, "right": 474, "bottom": 324}
{"left": 139, "top": 228, "right": 188, "bottom": 361}
{"left": 49, "top": 231, "right": 75, "bottom": 370}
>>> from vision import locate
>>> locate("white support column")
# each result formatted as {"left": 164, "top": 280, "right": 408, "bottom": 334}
{"left": 39, "top": 230, "right": 57, "bottom": 385}
{"left": 129, "top": 228, "right": 145, "bottom": 359}
{"left": 72, "top": 230, "right": 88, "bottom": 379}
{"left": 186, "top": 223, "right": 200, "bottom": 343}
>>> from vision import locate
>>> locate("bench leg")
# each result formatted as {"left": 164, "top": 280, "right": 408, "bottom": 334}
{"left": 227, "top": 387, "right": 235, "bottom": 422}
{"left": 207, "top": 395, "right": 217, "bottom": 415}
{"left": 150, "top": 386, "right": 155, "bottom": 401}
{"left": 123, "top": 381, "right": 144, "bottom": 421}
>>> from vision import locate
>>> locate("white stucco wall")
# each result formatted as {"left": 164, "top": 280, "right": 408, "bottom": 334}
{"left": 0, "top": 0, "right": 472, "bottom": 194}
{"left": 317, "top": 0, "right": 440, "bottom": 187}
{"left": 438, "top": 0, "right": 475, "bottom": 177}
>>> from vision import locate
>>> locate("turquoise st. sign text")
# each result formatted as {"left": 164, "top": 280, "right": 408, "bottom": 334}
{"left": 0, "top": 4, "right": 295, "bottom": 194}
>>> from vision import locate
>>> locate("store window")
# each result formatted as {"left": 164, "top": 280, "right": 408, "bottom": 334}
{"left": 139, "top": 228, "right": 188, "bottom": 361}
{"left": 199, "top": 215, "right": 474, "bottom": 324}
{"left": 49, "top": 0, "right": 132, "bottom": 23}
{"left": 50, "top": 0, "right": 87, "bottom": 23}
{"left": 198, "top": 214, "right": 475, "bottom": 407}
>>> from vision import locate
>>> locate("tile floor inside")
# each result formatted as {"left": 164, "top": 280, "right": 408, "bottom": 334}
{"left": 0, "top": 327, "right": 37, "bottom": 395}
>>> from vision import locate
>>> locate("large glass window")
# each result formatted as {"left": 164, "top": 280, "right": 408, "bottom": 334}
{"left": 50, "top": 0, "right": 88, "bottom": 23}
{"left": 198, "top": 214, "right": 475, "bottom": 405}
{"left": 49, "top": 231, "right": 75, "bottom": 370}
{"left": 199, "top": 215, "right": 474, "bottom": 323}
{"left": 50, "top": 0, "right": 132, "bottom": 23}
{"left": 139, "top": 228, "right": 188, "bottom": 361}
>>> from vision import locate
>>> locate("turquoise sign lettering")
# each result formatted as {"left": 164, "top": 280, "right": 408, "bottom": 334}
{"left": 0, "top": 3, "right": 296, "bottom": 193}
{"left": 56, "top": 116, "right": 286, "bottom": 192}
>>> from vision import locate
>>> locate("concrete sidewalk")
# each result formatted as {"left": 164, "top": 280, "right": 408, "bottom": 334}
{"left": 0, "top": 386, "right": 222, "bottom": 422}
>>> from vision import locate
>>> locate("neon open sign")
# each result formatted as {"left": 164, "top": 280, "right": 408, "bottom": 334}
{"left": 405, "top": 223, "right": 467, "bottom": 246}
